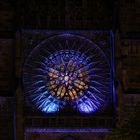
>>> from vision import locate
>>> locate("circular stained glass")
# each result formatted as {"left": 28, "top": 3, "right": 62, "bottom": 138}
{"left": 23, "top": 33, "right": 111, "bottom": 114}
{"left": 47, "top": 50, "right": 89, "bottom": 101}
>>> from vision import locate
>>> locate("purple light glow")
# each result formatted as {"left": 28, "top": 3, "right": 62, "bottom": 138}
{"left": 23, "top": 31, "right": 114, "bottom": 115}
{"left": 25, "top": 128, "right": 109, "bottom": 133}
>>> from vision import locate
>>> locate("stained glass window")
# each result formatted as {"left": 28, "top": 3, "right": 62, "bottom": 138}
{"left": 23, "top": 33, "right": 112, "bottom": 114}
{"left": 46, "top": 50, "right": 89, "bottom": 101}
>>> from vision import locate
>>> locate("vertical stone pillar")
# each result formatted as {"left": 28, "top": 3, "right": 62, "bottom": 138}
{"left": 114, "top": 30, "right": 124, "bottom": 123}
{"left": 15, "top": 31, "right": 24, "bottom": 140}
{"left": 16, "top": 86, "right": 24, "bottom": 140}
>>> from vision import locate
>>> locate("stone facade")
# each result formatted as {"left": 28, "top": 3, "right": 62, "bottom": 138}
{"left": 0, "top": 0, "right": 139, "bottom": 140}
{"left": 0, "top": 97, "right": 14, "bottom": 140}
{"left": 25, "top": 131, "right": 106, "bottom": 140}
{"left": 0, "top": 39, "right": 15, "bottom": 95}
{"left": 118, "top": 0, "right": 140, "bottom": 119}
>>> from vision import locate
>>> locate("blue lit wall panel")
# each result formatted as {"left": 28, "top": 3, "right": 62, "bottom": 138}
{"left": 22, "top": 30, "right": 115, "bottom": 115}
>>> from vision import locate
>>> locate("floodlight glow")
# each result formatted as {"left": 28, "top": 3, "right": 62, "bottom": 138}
{"left": 23, "top": 33, "right": 112, "bottom": 114}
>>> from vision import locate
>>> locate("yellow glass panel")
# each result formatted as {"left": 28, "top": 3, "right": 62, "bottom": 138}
{"left": 57, "top": 87, "right": 62, "bottom": 96}
{"left": 53, "top": 75, "right": 58, "bottom": 78}
{"left": 79, "top": 81, "right": 85, "bottom": 86}
{"left": 78, "top": 85, "right": 83, "bottom": 89}
{"left": 74, "top": 83, "right": 79, "bottom": 88}
{"left": 62, "top": 87, "right": 66, "bottom": 94}
{"left": 85, "top": 85, "right": 88, "bottom": 89}
{"left": 48, "top": 72, "right": 53, "bottom": 77}
{"left": 61, "top": 91, "right": 64, "bottom": 97}
{"left": 69, "top": 90, "right": 74, "bottom": 99}
{"left": 72, "top": 89, "right": 77, "bottom": 97}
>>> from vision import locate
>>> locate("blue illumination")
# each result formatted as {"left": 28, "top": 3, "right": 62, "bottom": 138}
{"left": 23, "top": 33, "right": 112, "bottom": 114}
{"left": 25, "top": 128, "right": 110, "bottom": 133}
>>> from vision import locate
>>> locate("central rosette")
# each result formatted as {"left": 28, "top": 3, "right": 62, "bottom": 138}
{"left": 46, "top": 50, "right": 89, "bottom": 101}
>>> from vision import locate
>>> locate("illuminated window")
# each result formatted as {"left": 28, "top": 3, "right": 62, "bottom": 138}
{"left": 47, "top": 50, "right": 89, "bottom": 101}
{"left": 23, "top": 33, "right": 112, "bottom": 114}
